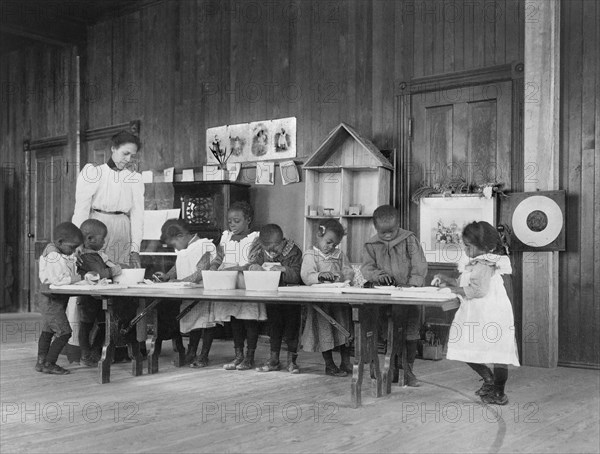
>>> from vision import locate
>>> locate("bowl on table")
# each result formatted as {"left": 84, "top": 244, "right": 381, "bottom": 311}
{"left": 243, "top": 271, "right": 281, "bottom": 292}
{"left": 112, "top": 268, "right": 146, "bottom": 285}
{"left": 201, "top": 270, "right": 238, "bottom": 290}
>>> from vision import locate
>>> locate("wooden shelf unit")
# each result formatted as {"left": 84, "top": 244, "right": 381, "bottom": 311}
{"left": 302, "top": 123, "right": 394, "bottom": 262}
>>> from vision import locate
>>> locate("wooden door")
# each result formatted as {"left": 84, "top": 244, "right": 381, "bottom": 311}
{"left": 408, "top": 81, "right": 513, "bottom": 232}
{"left": 1, "top": 164, "right": 19, "bottom": 312}
{"left": 398, "top": 72, "right": 523, "bottom": 358}
{"left": 28, "top": 143, "right": 76, "bottom": 310}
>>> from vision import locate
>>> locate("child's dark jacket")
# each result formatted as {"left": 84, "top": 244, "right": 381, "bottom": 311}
{"left": 249, "top": 239, "right": 302, "bottom": 285}
{"left": 361, "top": 229, "right": 428, "bottom": 286}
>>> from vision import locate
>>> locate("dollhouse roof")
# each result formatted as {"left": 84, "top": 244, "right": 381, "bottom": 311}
{"left": 303, "top": 122, "right": 393, "bottom": 169}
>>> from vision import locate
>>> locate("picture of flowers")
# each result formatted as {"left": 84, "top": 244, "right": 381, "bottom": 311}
{"left": 419, "top": 195, "right": 496, "bottom": 263}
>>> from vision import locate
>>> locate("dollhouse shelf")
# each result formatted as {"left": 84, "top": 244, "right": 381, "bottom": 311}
{"left": 302, "top": 123, "right": 394, "bottom": 262}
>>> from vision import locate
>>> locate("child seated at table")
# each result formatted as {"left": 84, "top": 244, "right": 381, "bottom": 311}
{"left": 155, "top": 219, "right": 217, "bottom": 367}
{"left": 76, "top": 219, "right": 123, "bottom": 366}
{"left": 248, "top": 224, "right": 303, "bottom": 373}
{"left": 37, "top": 222, "right": 84, "bottom": 375}
{"left": 360, "top": 205, "right": 428, "bottom": 387}
{"left": 210, "top": 201, "right": 263, "bottom": 371}
{"left": 301, "top": 219, "right": 355, "bottom": 377}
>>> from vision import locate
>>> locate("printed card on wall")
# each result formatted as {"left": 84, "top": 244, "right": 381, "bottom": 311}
{"left": 272, "top": 117, "right": 296, "bottom": 158}
{"left": 226, "top": 123, "right": 250, "bottom": 163}
{"left": 227, "top": 162, "right": 241, "bottom": 181}
{"left": 249, "top": 121, "right": 271, "bottom": 159}
{"left": 279, "top": 160, "right": 299, "bottom": 185}
{"left": 206, "top": 125, "right": 228, "bottom": 165}
{"left": 255, "top": 161, "right": 275, "bottom": 185}
{"left": 163, "top": 167, "right": 174, "bottom": 182}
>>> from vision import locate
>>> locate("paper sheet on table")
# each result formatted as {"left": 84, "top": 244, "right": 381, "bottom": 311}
{"left": 49, "top": 284, "right": 129, "bottom": 291}
{"left": 127, "top": 282, "right": 202, "bottom": 289}
{"left": 278, "top": 285, "right": 341, "bottom": 294}
{"left": 143, "top": 209, "right": 181, "bottom": 240}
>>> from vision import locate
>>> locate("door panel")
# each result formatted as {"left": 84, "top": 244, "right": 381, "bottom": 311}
{"left": 30, "top": 146, "right": 75, "bottom": 310}
{"left": 410, "top": 81, "right": 513, "bottom": 232}
{"left": 409, "top": 80, "right": 518, "bottom": 358}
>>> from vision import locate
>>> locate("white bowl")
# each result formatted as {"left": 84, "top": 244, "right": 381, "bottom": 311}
{"left": 112, "top": 268, "right": 146, "bottom": 285}
{"left": 202, "top": 270, "right": 238, "bottom": 290}
{"left": 243, "top": 271, "right": 281, "bottom": 292}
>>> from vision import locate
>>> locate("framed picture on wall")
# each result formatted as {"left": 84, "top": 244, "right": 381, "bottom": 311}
{"left": 419, "top": 195, "right": 496, "bottom": 263}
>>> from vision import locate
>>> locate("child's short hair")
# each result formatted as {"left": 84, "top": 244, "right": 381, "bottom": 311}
{"left": 462, "top": 221, "right": 502, "bottom": 253}
{"left": 228, "top": 201, "right": 253, "bottom": 221}
{"left": 160, "top": 219, "right": 190, "bottom": 243}
{"left": 54, "top": 222, "right": 83, "bottom": 243}
{"left": 259, "top": 224, "right": 283, "bottom": 241}
{"left": 373, "top": 205, "right": 399, "bottom": 226}
{"left": 318, "top": 219, "right": 345, "bottom": 239}
{"left": 111, "top": 130, "right": 141, "bottom": 150}
{"left": 80, "top": 219, "right": 108, "bottom": 237}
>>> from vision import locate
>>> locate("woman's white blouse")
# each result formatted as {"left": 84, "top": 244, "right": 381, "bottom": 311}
{"left": 72, "top": 163, "right": 145, "bottom": 252}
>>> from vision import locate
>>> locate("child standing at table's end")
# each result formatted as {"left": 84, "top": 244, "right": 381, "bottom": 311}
{"left": 37, "top": 222, "right": 84, "bottom": 375}
{"left": 360, "top": 205, "right": 428, "bottom": 387}
{"left": 432, "top": 221, "right": 519, "bottom": 405}
{"left": 301, "top": 219, "right": 355, "bottom": 377}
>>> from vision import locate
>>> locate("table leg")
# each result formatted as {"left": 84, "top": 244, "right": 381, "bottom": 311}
{"left": 125, "top": 298, "right": 144, "bottom": 376}
{"left": 368, "top": 307, "right": 382, "bottom": 398}
{"left": 98, "top": 298, "right": 115, "bottom": 384}
{"left": 172, "top": 332, "right": 186, "bottom": 367}
{"left": 382, "top": 305, "right": 397, "bottom": 394}
{"left": 398, "top": 313, "right": 408, "bottom": 387}
{"left": 127, "top": 339, "right": 144, "bottom": 376}
{"left": 350, "top": 307, "right": 364, "bottom": 408}
{"left": 173, "top": 301, "right": 187, "bottom": 367}
{"left": 146, "top": 299, "right": 160, "bottom": 374}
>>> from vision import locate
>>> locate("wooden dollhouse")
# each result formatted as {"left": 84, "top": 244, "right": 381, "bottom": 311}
{"left": 302, "top": 123, "right": 394, "bottom": 262}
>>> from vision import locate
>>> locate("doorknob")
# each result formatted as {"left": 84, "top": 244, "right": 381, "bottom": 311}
{"left": 27, "top": 233, "right": 35, "bottom": 238}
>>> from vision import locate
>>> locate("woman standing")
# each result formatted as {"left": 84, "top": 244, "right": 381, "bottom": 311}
{"left": 67, "top": 131, "right": 145, "bottom": 362}
{"left": 72, "top": 131, "right": 144, "bottom": 266}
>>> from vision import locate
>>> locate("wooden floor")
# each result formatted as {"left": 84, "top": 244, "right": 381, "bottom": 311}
{"left": 1, "top": 335, "right": 599, "bottom": 454}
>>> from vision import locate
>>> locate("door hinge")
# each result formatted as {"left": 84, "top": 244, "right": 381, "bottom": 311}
{"left": 408, "top": 118, "right": 413, "bottom": 140}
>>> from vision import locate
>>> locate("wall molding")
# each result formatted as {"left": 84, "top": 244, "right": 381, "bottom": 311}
{"left": 397, "top": 62, "right": 524, "bottom": 95}
{"left": 82, "top": 120, "right": 141, "bottom": 142}
{"left": 24, "top": 135, "right": 68, "bottom": 151}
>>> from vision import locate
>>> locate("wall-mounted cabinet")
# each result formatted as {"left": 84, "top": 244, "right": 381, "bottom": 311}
{"left": 302, "top": 123, "right": 393, "bottom": 262}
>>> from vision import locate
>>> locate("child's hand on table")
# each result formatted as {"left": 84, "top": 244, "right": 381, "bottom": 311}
{"left": 268, "top": 265, "right": 285, "bottom": 272}
{"left": 318, "top": 272, "right": 337, "bottom": 282}
{"left": 432, "top": 274, "right": 458, "bottom": 288}
{"left": 84, "top": 272, "right": 100, "bottom": 284}
{"left": 377, "top": 274, "right": 396, "bottom": 286}
{"left": 152, "top": 272, "right": 169, "bottom": 282}
{"left": 109, "top": 264, "right": 122, "bottom": 277}
{"left": 248, "top": 264, "right": 264, "bottom": 271}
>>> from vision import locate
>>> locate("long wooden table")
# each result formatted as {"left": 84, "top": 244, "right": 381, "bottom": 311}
{"left": 48, "top": 286, "right": 459, "bottom": 408}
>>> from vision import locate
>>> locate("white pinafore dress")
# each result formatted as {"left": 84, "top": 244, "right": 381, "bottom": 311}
{"left": 212, "top": 230, "right": 267, "bottom": 321}
{"left": 178, "top": 237, "right": 217, "bottom": 333}
{"left": 446, "top": 255, "right": 520, "bottom": 366}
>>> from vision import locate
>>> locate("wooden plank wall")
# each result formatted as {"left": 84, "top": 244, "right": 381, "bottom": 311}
{"left": 558, "top": 0, "right": 600, "bottom": 368}
{"left": 0, "top": 45, "right": 76, "bottom": 312}
{"left": 80, "top": 0, "right": 524, "bottom": 246}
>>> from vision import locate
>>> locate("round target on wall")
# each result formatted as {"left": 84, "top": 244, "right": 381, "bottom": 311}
{"left": 499, "top": 190, "right": 566, "bottom": 251}
{"left": 511, "top": 196, "right": 563, "bottom": 247}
